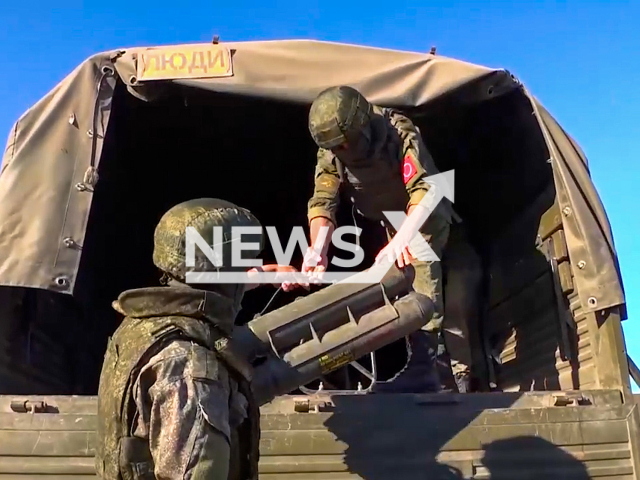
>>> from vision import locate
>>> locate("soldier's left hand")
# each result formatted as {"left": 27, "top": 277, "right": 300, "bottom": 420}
{"left": 273, "top": 265, "right": 310, "bottom": 292}
{"left": 255, "top": 264, "right": 308, "bottom": 292}
{"left": 375, "top": 236, "right": 414, "bottom": 268}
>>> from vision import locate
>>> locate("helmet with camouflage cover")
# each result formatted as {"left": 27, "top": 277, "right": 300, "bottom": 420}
{"left": 153, "top": 198, "right": 264, "bottom": 282}
{"left": 308, "top": 86, "right": 373, "bottom": 159}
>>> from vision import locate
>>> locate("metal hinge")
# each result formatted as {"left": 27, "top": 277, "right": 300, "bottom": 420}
{"left": 547, "top": 394, "right": 592, "bottom": 407}
{"left": 292, "top": 396, "right": 333, "bottom": 413}
{"left": 10, "top": 400, "right": 58, "bottom": 413}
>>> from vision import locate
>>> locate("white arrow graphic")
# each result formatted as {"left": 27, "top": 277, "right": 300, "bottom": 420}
{"left": 333, "top": 169, "right": 455, "bottom": 284}
{"left": 379, "top": 169, "right": 455, "bottom": 264}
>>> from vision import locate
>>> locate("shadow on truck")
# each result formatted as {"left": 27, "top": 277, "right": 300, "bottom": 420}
{"left": 325, "top": 396, "right": 591, "bottom": 478}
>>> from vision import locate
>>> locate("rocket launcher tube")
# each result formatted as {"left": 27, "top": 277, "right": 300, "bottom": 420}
{"left": 227, "top": 263, "right": 433, "bottom": 405}
{"left": 283, "top": 291, "right": 434, "bottom": 371}
{"left": 241, "top": 264, "right": 415, "bottom": 358}
{"left": 249, "top": 290, "right": 433, "bottom": 405}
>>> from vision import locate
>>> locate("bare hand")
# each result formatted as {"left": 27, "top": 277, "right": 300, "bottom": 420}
{"left": 268, "top": 265, "right": 308, "bottom": 292}
{"left": 285, "top": 247, "right": 328, "bottom": 290}
{"left": 302, "top": 247, "right": 328, "bottom": 276}
{"left": 375, "top": 235, "right": 415, "bottom": 268}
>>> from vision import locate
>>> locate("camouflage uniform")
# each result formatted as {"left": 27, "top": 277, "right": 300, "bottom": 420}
{"left": 306, "top": 86, "right": 455, "bottom": 392}
{"left": 95, "top": 198, "right": 262, "bottom": 480}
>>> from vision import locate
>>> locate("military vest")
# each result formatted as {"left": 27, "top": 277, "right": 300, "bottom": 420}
{"left": 336, "top": 110, "right": 413, "bottom": 223}
{"left": 95, "top": 290, "right": 259, "bottom": 480}
{"left": 336, "top": 107, "right": 456, "bottom": 228}
{"left": 340, "top": 157, "right": 409, "bottom": 223}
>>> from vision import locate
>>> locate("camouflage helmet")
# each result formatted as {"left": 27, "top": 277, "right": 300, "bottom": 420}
{"left": 308, "top": 86, "right": 373, "bottom": 150}
{"left": 153, "top": 198, "right": 264, "bottom": 282}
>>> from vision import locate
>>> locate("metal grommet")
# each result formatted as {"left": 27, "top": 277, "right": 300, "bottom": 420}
{"left": 53, "top": 276, "right": 68, "bottom": 287}
{"left": 101, "top": 65, "right": 115, "bottom": 75}
{"left": 588, "top": 297, "right": 597, "bottom": 307}
{"left": 68, "top": 113, "right": 76, "bottom": 125}
{"left": 63, "top": 237, "right": 76, "bottom": 248}
{"left": 75, "top": 183, "right": 87, "bottom": 191}
{"left": 129, "top": 75, "right": 138, "bottom": 85}
{"left": 487, "top": 86, "right": 494, "bottom": 95}
{"left": 577, "top": 260, "right": 586, "bottom": 269}
{"left": 563, "top": 206, "right": 572, "bottom": 216}
{"left": 87, "top": 129, "right": 93, "bottom": 137}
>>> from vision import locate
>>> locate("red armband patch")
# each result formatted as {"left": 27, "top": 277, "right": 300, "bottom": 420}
{"left": 402, "top": 154, "right": 418, "bottom": 184}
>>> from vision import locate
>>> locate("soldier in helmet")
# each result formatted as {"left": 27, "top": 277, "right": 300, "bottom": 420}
{"left": 293, "top": 85, "right": 466, "bottom": 393}
{"left": 95, "top": 198, "right": 299, "bottom": 480}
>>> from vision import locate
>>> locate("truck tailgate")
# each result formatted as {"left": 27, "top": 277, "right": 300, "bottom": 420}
{"left": 0, "top": 391, "right": 638, "bottom": 479}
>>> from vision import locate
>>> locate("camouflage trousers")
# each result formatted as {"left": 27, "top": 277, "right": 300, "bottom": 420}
{"left": 375, "top": 208, "right": 455, "bottom": 393}
{"left": 130, "top": 340, "right": 250, "bottom": 479}
{"left": 410, "top": 216, "right": 480, "bottom": 392}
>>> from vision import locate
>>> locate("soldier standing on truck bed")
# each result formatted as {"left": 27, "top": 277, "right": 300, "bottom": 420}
{"left": 95, "top": 198, "right": 299, "bottom": 480}
{"left": 291, "top": 85, "right": 470, "bottom": 393}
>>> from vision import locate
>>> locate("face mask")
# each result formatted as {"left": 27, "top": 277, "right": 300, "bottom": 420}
{"left": 333, "top": 125, "right": 372, "bottom": 167}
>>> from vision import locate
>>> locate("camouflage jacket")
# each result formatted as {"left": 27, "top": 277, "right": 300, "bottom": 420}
{"left": 95, "top": 286, "right": 259, "bottom": 480}
{"left": 307, "top": 105, "right": 451, "bottom": 226}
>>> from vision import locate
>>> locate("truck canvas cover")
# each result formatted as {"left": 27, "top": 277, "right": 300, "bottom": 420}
{"left": 0, "top": 39, "right": 626, "bottom": 318}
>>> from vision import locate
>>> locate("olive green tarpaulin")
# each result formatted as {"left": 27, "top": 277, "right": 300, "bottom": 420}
{"left": 0, "top": 39, "right": 626, "bottom": 317}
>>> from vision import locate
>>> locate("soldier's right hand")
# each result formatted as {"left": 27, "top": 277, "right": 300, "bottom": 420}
{"left": 302, "top": 246, "right": 328, "bottom": 278}
{"left": 285, "top": 246, "right": 328, "bottom": 290}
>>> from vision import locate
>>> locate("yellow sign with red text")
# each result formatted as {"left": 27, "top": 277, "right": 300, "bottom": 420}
{"left": 136, "top": 44, "right": 233, "bottom": 81}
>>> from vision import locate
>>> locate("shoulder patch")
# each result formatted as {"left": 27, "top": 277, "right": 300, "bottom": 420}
{"left": 402, "top": 154, "right": 419, "bottom": 184}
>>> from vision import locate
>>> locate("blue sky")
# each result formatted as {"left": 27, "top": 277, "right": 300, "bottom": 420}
{"left": 1, "top": 1, "right": 638, "bottom": 389}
